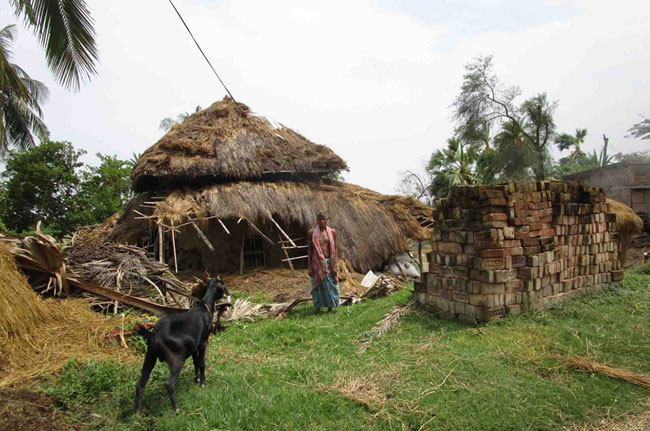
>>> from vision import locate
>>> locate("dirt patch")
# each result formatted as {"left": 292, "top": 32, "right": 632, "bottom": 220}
{"left": 220, "top": 267, "right": 372, "bottom": 303}
{"left": 0, "top": 389, "right": 76, "bottom": 431}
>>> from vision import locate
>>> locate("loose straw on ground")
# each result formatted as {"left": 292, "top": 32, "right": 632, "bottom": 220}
{"left": 565, "top": 355, "right": 650, "bottom": 390}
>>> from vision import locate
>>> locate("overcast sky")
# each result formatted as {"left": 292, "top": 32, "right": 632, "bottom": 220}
{"left": 2, "top": 0, "right": 649, "bottom": 194}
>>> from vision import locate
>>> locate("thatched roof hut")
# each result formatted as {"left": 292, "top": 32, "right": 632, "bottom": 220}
{"left": 132, "top": 97, "right": 348, "bottom": 192}
{"left": 95, "top": 97, "right": 431, "bottom": 274}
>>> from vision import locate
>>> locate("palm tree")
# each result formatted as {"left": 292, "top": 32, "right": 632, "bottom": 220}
{"left": 9, "top": 0, "right": 98, "bottom": 91}
{"left": 556, "top": 128, "right": 587, "bottom": 160}
{"left": 0, "top": 25, "right": 48, "bottom": 156}
{"left": 159, "top": 105, "right": 203, "bottom": 132}
{"left": 427, "top": 137, "right": 481, "bottom": 198}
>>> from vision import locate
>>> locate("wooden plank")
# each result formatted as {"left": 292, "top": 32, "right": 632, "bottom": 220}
{"left": 269, "top": 217, "right": 296, "bottom": 247}
{"left": 68, "top": 278, "right": 187, "bottom": 316}
{"left": 282, "top": 255, "right": 308, "bottom": 262}
{"left": 191, "top": 222, "right": 215, "bottom": 251}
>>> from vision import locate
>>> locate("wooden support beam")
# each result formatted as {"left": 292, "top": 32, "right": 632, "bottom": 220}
{"left": 281, "top": 245, "right": 308, "bottom": 249}
{"left": 239, "top": 235, "right": 245, "bottom": 275}
{"left": 244, "top": 219, "right": 275, "bottom": 245}
{"left": 278, "top": 233, "right": 294, "bottom": 271}
{"left": 269, "top": 217, "right": 296, "bottom": 247}
{"left": 217, "top": 218, "right": 231, "bottom": 235}
{"left": 191, "top": 222, "right": 215, "bottom": 251}
{"left": 170, "top": 222, "right": 178, "bottom": 273}
{"left": 157, "top": 224, "right": 164, "bottom": 264}
{"left": 418, "top": 242, "right": 423, "bottom": 280}
{"left": 282, "top": 255, "right": 308, "bottom": 262}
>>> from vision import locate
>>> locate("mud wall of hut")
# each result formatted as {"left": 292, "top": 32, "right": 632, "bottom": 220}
{"left": 414, "top": 181, "right": 624, "bottom": 322}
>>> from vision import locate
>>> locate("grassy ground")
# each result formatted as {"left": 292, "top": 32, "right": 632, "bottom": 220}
{"left": 41, "top": 272, "right": 650, "bottom": 431}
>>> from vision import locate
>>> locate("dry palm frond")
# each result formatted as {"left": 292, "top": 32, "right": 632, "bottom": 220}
{"left": 222, "top": 297, "right": 310, "bottom": 322}
{"left": 0, "top": 224, "right": 68, "bottom": 296}
{"left": 358, "top": 301, "right": 415, "bottom": 354}
{"left": 66, "top": 243, "right": 192, "bottom": 309}
{"left": 565, "top": 356, "right": 650, "bottom": 390}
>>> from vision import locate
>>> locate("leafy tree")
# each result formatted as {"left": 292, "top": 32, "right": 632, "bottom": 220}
{"left": 452, "top": 55, "right": 558, "bottom": 180}
{"left": 0, "top": 140, "right": 84, "bottom": 235}
{"left": 77, "top": 154, "right": 134, "bottom": 225}
{"left": 626, "top": 116, "right": 650, "bottom": 140}
{"left": 615, "top": 150, "right": 650, "bottom": 163}
{"left": 9, "top": 0, "right": 98, "bottom": 91}
{"left": 396, "top": 168, "right": 434, "bottom": 205}
{"left": 426, "top": 138, "right": 482, "bottom": 198}
{"left": 0, "top": 24, "right": 49, "bottom": 155}
{"left": 160, "top": 105, "right": 202, "bottom": 132}
{"left": 490, "top": 120, "right": 538, "bottom": 181}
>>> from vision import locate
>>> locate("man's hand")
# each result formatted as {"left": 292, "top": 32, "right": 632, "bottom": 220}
{"left": 333, "top": 272, "right": 339, "bottom": 283}
{"left": 308, "top": 268, "right": 313, "bottom": 277}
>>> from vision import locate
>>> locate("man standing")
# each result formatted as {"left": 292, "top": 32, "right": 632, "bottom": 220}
{"left": 307, "top": 212, "right": 340, "bottom": 312}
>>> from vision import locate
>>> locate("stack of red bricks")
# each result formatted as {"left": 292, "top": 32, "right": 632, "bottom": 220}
{"left": 414, "top": 181, "right": 623, "bottom": 322}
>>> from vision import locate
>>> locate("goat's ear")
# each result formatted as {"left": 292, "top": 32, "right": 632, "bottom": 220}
{"left": 216, "top": 274, "right": 222, "bottom": 282}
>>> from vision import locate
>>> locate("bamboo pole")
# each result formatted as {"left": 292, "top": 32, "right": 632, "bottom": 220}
{"left": 170, "top": 222, "right": 178, "bottom": 273}
{"left": 217, "top": 218, "right": 231, "bottom": 235}
{"left": 191, "top": 222, "right": 215, "bottom": 251}
{"left": 282, "top": 255, "right": 308, "bottom": 262}
{"left": 279, "top": 233, "right": 294, "bottom": 271}
{"left": 239, "top": 235, "right": 245, "bottom": 275}
{"left": 157, "top": 223, "right": 164, "bottom": 264}
{"left": 269, "top": 216, "right": 296, "bottom": 247}
{"left": 244, "top": 220, "right": 275, "bottom": 245}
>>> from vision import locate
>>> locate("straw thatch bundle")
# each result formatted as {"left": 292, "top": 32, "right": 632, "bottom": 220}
{"left": 0, "top": 243, "right": 49, "bottom": 342}
{"left": 607, "top": 198, "right": 643, "bottom": 264}
{"left": 104, "top": 180, "right": 431, "bottom": 272}
{"left": 132, "top": 97, "right": 348, "bottom": 192}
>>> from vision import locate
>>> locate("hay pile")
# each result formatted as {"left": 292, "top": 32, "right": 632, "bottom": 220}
{"left": 0, "top": 243, "right": 49, "bottom": 342}
{"left": 132, "top": 96, "right": 348, "bottom": 192}
{"left": 607, "top": 199, "right": 643, "bottom": 264}
{"left": 0, "top": 242, "right": 141, "bottom": 388}
{"left": 67, "top": 243, "right": 192, "bottom": 309}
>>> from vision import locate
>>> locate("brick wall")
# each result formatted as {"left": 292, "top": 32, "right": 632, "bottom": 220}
{"left": 414, "top": 181, "right": 624, "bottom": 322}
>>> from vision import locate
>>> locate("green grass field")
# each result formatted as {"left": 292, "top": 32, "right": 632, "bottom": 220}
{"left": 43, "top": 271, "right": 650, "bottom": 430}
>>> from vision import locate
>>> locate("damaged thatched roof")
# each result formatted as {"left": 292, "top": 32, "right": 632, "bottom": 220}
{"left": 101, "top": 180, "right": 432, "bottom": 273}
{"left": 132, "top": 97, "right": 348, "bottom": 192}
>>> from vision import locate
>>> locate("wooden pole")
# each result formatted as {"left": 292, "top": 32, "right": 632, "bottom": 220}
{"left": 279, "top": 233, "right": 294, "bottom": 271}
{"left": 191, "top": 222, "right": 215, "bottom": 251}
{"left": 269, "top": 216, "right": 297, "bottom": 247}
{"left": 217, "top": 218, "right": 231, "bottom": 235}
{"left": 157, "top": 223, "right": 164, "bottom": 264}
{"left": 239, "top": 235, "right": 245, "bottom": 275}
{"left": 244, "top": 219, "right": 275, "bottom": 245}
{"left": 170, "top": 222, "right": 178, "bottom": 273}
{"left": 418, "top": 242, "right": 423, "bottom": 281}
{"left": 282, "top": 255, "right": 308, "bottom": 262}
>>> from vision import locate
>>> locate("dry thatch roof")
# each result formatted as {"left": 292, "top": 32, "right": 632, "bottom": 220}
{"left": 132, "top": 97, "right": 348, "bottom": 192}
{"left": 103, "top": 180, "right": 432, "bottom": 272}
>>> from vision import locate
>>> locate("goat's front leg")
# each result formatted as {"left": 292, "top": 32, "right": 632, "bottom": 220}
{"left": 165, "top": 357, "right": 184, "bottom": 413}
{"left": 198, "top": 342, "right": 207, "bottom": 387}
{"left": 192, "top": 351, "right": 201, "bottom": 384}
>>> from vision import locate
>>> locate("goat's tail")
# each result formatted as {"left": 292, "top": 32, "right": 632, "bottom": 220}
{"left": 137, "top": 325, "right": 153, "bottom": 342}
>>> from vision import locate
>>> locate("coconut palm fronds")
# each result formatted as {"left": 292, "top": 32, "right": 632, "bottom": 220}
{"left": 358, "top": 301, "right": 415, "bottom": 354}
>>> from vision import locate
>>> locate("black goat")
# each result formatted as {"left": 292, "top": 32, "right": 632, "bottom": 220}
{"left": 135, "top": 277, "right": 229, "bottom": 412}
